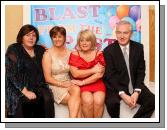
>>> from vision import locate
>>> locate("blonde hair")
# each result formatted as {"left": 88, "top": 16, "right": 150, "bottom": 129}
{"left": 77, "top": 29, "right": 96, "bottom": 50}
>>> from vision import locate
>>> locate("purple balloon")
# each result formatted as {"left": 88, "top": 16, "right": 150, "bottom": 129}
{"left": 129, "top": 6, "right": 141, "bottom": 21}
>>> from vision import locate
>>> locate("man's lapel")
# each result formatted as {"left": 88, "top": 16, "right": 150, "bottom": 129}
{"left": 115, "top": 42, "right": 127, "bottom": 70}
{"left": 129, "top": 41, "right": 135, "bottom": 73}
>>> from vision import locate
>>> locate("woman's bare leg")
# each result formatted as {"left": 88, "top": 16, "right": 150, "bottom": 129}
{"left": 77, "top": 103, "right": 82, "bottom": 118}
{"left": 81, "top": 91, "right": 94, "bottom": 118}
{"left": 61, "top": 86, "right": 81, "bottom": 118}
{"left": 68, "top": 86, "right": 81, "bottom": 118}
{"left": 93, "top": 91, "right": 105, "bottom": 118}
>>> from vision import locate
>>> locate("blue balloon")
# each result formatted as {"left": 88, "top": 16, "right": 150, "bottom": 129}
{"left": 131, "top": 31, "right": 141, "bottom": 43}
{"left": 122, "top": 16, "right": 136, "bottom": 31}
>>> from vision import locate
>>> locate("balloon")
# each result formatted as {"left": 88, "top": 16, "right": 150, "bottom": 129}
{"left": 136, "top": 19, "right": 141, "bottom": 32}
{"left": 129, "top": 6, "right": 141, "bottom": 21}
{"left": 109, "top": 16, "right": 120, "bottom": 29}
{"left": 116, "top": 5, "right": 130, "bottom": 19}
{"left": 122, "top": 16, "right": 136, "bottom": 31}
{"left": 131, "top": 31, "right": 141, "bottom": 42}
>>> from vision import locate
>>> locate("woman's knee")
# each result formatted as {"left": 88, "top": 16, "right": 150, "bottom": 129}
{"left": 69, "top": 85, "right": 80, "bottom": 96}
{"left": 82, "top": 94, "right": 93, "bottom": 106}
{"left": 94, "top": 93, "right": 105, "bottom": 107}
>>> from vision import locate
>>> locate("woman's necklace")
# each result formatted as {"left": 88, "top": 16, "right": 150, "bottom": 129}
{"left": 81, "top": 50, "right": 95, "bottom": 62}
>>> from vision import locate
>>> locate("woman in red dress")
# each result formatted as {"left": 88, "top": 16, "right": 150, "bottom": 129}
{"left": 69, "top": 29, "right": 106, "bottom": 118}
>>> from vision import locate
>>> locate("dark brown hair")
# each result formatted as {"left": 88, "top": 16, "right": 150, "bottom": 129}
{"left": 49, "top": 26, "right": 66, "bottom": 41}
{"left": 16, "top": 24, "right": 39, "bottom": 44}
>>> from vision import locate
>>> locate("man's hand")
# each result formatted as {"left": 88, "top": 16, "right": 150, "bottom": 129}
{"left": 130, "top": 91, "right": 139, "bottom": 109}
{"left": 120, "top": 93, "right": 136, "bottom": 109}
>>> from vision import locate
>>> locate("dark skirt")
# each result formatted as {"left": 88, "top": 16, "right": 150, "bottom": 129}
{"left": 7, "top": 86, "right": 55, "bottom": 118}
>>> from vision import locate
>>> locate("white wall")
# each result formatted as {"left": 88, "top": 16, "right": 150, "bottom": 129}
{"left": 23, "top": 5, "right": 31, "bottom": 25}
{"left": 141, "top": 5, "right": 150, "bottom": 86}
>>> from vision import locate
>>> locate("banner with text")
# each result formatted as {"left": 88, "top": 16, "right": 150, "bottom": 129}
{"left": 31, "top": 5, "right": 141, "bottom": 50}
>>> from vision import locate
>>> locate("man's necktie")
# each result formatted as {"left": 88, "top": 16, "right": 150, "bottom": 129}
{"left": 123, "top": 46, "right": 133, "bottom": 94}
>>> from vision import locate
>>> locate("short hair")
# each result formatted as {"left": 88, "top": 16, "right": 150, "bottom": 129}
{"left": 116, "top": 20, "right": 133, "bottom": 31}
{"left": 77, "top": 29, "right": 96, "bottom": 50}
{"left": 16, "top": 24, "right": 39, "bottom": 44}
{"left": 49, "top": 26, "right": 66, "bottom": 41}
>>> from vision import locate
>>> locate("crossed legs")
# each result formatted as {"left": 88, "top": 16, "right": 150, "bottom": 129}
{"left": 61, "top": 85, "right": 82, "bottom": 118}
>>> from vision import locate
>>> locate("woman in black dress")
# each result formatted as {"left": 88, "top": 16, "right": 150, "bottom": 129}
{"left": 5, "top": 24, "right": 55, "bottom": 118}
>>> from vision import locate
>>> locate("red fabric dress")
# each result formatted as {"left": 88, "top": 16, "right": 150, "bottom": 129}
{"left": 69, "top": 51, "right": 106, "bottom": 93}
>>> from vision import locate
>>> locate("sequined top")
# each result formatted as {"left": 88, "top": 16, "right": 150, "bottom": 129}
{"left": 47, "top": 49, "right": 72, "bottom": 104}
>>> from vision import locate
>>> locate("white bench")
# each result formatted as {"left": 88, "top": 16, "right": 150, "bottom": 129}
{"left": 54, "top": 101, "right": 154, "bottom": 118}
{"left": 54, "top": 103, "right": 110, "bottom": 118}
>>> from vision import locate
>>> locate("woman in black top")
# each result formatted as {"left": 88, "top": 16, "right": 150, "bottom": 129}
{"left": 5, "top": 24, "right": 55, "bottom": 118}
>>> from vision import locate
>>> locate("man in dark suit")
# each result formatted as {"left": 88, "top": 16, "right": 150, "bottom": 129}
{"left": 103, "top": 20, "right": 155, "bottom": 118}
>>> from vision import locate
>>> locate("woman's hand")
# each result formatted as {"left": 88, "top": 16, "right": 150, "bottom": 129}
{"left": 61, "top": 81, "right": 73, "bottom": 88}
{"left": 21, "top": 87, "right": 36, "bottom": 100}
{"left": 91, "top": 63, "right": 104, "bottom": 73}
{"left": 71, "top": 80, "right": 84, "bottom": 86}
